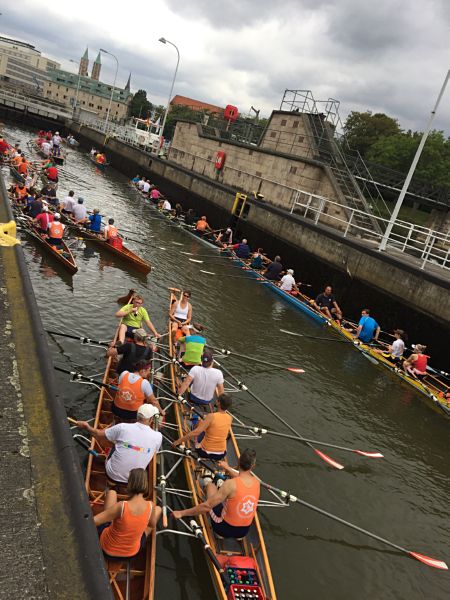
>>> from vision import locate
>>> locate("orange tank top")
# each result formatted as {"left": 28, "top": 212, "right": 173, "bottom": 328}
{"left": 15, "top": 186, "right": 27, "bottom": 199}
{"left": 101, "top": 500, "right": 152, "bottom": 557}
{"left": 222, "top": 476, "right": 260, "bottom": 527}
{"left": 114, "top": 372, "right": 145, "bottom": 411}
{"left": 48, "top": 222, "right": 63, "bottom": 238}
{"left": 201, "top": 413, "right": 232, "bottom": 453}
{"left": 106, "top": 225, "right": 118, "bottom": 239}
{"left": 196, "top": 220, "right": 207, "bottom": 231}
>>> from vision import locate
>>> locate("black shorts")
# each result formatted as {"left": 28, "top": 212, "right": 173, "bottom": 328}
{"left": 210, "top": 504, "right": 250, "bottom": 538}
{"left": 196, "top": 446, "right": 226, "bottom": 460}
{"left": 112, "top": 403, "right": 137, "bottom": 422}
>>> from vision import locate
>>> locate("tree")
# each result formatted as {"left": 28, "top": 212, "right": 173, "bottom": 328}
{"left": 343, "top": 111, "right": 401, "bottom": 157}
{"left": 127, "top": 90, "right": 152, "bottom": 119}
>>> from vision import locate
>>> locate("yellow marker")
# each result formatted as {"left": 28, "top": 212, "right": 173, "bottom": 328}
{"left": 0, "top": 221, "right": 20, "bottom": 246}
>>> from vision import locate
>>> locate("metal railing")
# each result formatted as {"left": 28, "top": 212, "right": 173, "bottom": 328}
{"left": 76, "top": 117, "right": 162, "bottom": 154}
{"left": 0, "top": 87, "right": 72, "bottom": 119}
{"left": 290, "top": 190, "right": 450, "bottom": 271}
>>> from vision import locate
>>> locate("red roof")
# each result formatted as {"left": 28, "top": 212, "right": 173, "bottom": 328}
{"left": 170, "top": 95, "right": 223, "bottom": 114}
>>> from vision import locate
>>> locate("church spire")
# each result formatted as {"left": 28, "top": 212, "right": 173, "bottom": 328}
{"left": 91, "top": 52, "right": 102, "bottom": 81}
{"left": 125, "top": 72, "right": 131, "bottom": 92}
{"left": 79, "top": 47, "right": 89, "bottom": 77}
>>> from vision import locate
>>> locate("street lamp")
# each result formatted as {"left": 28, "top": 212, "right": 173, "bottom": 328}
{"left": 379, "top": 70, "right": 450, "bottom": 251}
{"left": 158, "top": 37, "right": 180, "bottom": 145}
{"left": 100, "top": 48, "right": 119, "bottom": 133}
{"left": 69, "top": 59, "right": 82, "bottom": 119}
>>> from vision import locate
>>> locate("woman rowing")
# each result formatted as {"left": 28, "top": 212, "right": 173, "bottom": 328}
{"left": 374, "top": 329, "right": 407, "bottom": 365}
{"left": 403, "top": 344, "right": 429, "bottom": 378}
{"left": 170, "top": 290, "right": 192, "bottom": 339}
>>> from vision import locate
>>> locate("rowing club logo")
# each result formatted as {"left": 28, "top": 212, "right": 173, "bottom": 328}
{"left": 118, "top": 390, "right": 133, "bottom": 404}
{"left": 237, "top": 495, "right": 257, "bottom": 518}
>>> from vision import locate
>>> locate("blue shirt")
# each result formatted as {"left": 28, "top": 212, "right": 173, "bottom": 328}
{"left": 132, "top": 176, "right": 140, "bottom": 183}
{"left": 88, "top": 213, "right": 102, "bottom": 232}
{"left": 235, "top": 243, "right": 250, "bottom": 259}
{"left": 358, "top": 316, "right": 379, "bottom": 343}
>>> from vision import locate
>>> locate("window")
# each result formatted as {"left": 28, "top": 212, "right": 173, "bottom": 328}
{"left": 89, "top": 102, "right": 94, "bottom": 107}
{"left": 297, "top": 135, "right": 304, "bottom": 143}
{"left": 270, "top": 131, "right": 277, "bottom": 138}
{"left": 97, "top": 105, "right": 102, "bottom": 110}
{"left": 63, "top": 95, "right": 67, "bottom": 99}
{"left": 281, "top": 119, "right": 287, "bottom": 126}
{"left": 293, "top": 121, "right": 299, "bottom": 128}
{"left": 290, "top": 166, "right": 297, "bottom": 175}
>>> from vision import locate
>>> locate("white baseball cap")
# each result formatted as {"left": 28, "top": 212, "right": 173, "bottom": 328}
{"left": 287, "top": 269, "right": 294, "bottom": 275}
{"left": 137, "top": 404, "right": 159, "bottom": 419}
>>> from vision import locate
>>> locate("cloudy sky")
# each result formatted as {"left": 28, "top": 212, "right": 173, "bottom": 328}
{"left": 2, "top": 0, "right": 450, "bottom": 132}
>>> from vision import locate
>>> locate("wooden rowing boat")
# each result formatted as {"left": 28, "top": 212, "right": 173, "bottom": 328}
{"left": 12, "top": 201, "right": 78, "bottom": 274}
{"left": 84, "top": 317, "right": 158, "bottom": 600}
{"left": 167, "top": 291, "right": 277, "bottom": 599}
{"left": 62, "top": 215, "right": 151, "bottom": 274}
{"left": 28, "top": 138, "right": 66, "bottom": 165}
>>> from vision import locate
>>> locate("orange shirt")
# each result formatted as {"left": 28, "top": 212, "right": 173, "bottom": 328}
{"left": 101, "top": 500, "right": 152, "bottom": 557}
{"left": 105, "top": 224, "right": 118, "bottom": 240}
{"left": 15, "top": 185, "right": 27, "bottom": 199}
{"left": 196, "top": 220, "right": 207, "bottom": 231}
{"left": 201, "top": 413, "right": 232, "bottom": 454}
{"left": 221, "top": 476, "right": 260, "bottom": 527}
{"left": 17, "top": 162, "right": 28, "bottom": 175}
{"left": 114, "top": 372, "right": 146, "bottom": 412}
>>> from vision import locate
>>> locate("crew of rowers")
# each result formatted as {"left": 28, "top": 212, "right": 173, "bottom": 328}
{"left": 73, "top": 289, "right": 260, "bottom": 561}
{"left": 35, "top": 130, "right": 64, "bottom": 158}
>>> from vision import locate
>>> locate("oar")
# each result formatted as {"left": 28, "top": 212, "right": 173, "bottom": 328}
{"left": 155, "top": 416, "right": 168, "bottom": 528}
{"left": 213, "top": 358, "right": 345, "bottom": 470}
{"left": 279, "top": 328, "right": 353, "bottom": 343}
{"left": 231, "top": 423, "right": 383, "bottom": 458}
{"left": 46, "top": 329, "right": 110, "bottom": 346}
{"left": 54, "top": 366, "right": 118, "bottom": 390}
{"left": 207, "top": 344, "right": 305, "bottom": 373}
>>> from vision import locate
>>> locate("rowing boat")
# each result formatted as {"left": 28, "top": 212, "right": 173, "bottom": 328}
{"left": 9, "top": 165, "right": 25, "bottom": 183}
{"left": 12, "top": 201, "right": 78, "bottom": 274}
{"left": 84, "top": 315, "right": 158, "bottom": 599}
{"left": 90, "top": 155, "right": 110, "bottom": 169}
{"left": 63, "top": 215, "right": 151, "bottom": 274}
{"left": 167, "top": 291, "right": 277, "bottom": 599}
{"left": 28, "top": 138, "right": 66, "bottom": 165}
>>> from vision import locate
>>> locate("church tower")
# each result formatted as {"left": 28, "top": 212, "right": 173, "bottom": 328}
{"left": 79, "top": 47, "right": 88, "bottom": 77}
{"left": 125, "top": 73, "right": 131, "bottom": 92}
{"left": 91, "top": 51, "right": 101, "bottom": 81}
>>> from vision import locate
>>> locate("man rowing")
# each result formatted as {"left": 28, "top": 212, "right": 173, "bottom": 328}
{"left": 177, "top": 350, "right": 224, "bottom": 406}
{"left": 314, "top": 285, "right": 343, "bottom": 321}
{"left": 112, "top": 360, "right": 163, "bottom": 421}
{"left": 107, "top": 328, "right": 153, "bottom": 375}
{"left": 59, "top": 190, "right": 76, "bottom": 215}
{"left": 403, "top": 344, "right": 429, "bottom": 378}
{"left": 73, "top": 197, "right": 89, "bottom": 224}
{"left": 374, "top": 329, "right": 406, "bottom": 365}
{"left": 87, "top": 208, "right": 102, "bottom": 233}
{"left": 116, "top": 294, "right": 160, "bottom": 343}
{"left": 104, "top": 218, "right": 119, "bottom": 241}
{"left": 39, "top": 182, "right": 57, "bottom": 207}
{"left": 278, "top": 268, "right": 299, "bottom": 295}
{"left": 264, "top": 255, "right": 283, "bottom": 281}
{"left": 45, "top": 161, "right": 58, "bottom": 183}
{"left": 195, "top": 216, "right": 211, "bottom": 234}
{"left": 170, "top": 290, "right": 192, "bottom": 338}
{"left": 76, "top": 403, "right": 162, "bottom": 486}
{"left": 250, "top": 248, "right": 265, "bottom": 270}
{"left": 34, "top": 205, "right": 54, "bottom": 234}
{"left": 47, "top": 213, "right": 65, "bottom": 247}
{"left": 229, "top": 238, "right": 251, "bottom": 259}
{"left": 353, "top": 309, "right": 380, "bottom": 344}
{"left": 173, "top": 448, "right": 260, "bottom": 539}
{"left": 172, "top": 393, "right": 233, "bottom": 460}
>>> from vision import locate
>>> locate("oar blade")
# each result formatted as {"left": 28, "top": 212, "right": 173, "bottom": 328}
{"left": 409, "top": 552, "right": 448, "bottom": 570}
{"left": 287, "top": 368, "right": 305, "bottom": 373}
{"left": 354, "top": 450, "right": 384, "bottom": 458}
{"left": 314, "top": 449, "right": 344, "bottom": 470}
{"left": 189, "top": 258, "right": 204, "bottom": 263}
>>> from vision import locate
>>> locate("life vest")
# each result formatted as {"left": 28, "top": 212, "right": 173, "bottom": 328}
{"left": 100, "top": 500, "right": 152, "bottom": 557}
{"left": 196, "top": 220, "right": 207, "bottom": 231}
{"left": 15, "top": 185, "right": 28, "bottom": 199}
{"left": 221, "top": 476, "right": 260, "bottom": 527}
{"left": 201, "top": 412, "right": 232, "bottom": 454}
{"left": 114, "top": 372, "right": 146, "bottom": 412}
{"left": 48, "top": 221, "right": 63, "bottom": 239}
{"left": 412, "top": 354, "right": 429, "bottom": 373}
{"left": 106, "top": 225, "right": 119, "bottom": 239}
{"left": 17, "top": 162, "right": 28, "bottom": 175}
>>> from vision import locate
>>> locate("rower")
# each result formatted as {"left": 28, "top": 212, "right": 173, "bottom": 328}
{"left": 137, "top": 177, "right": 146, "bottom": 191}
{"left": 195, "top": 216, "right": 211, "bottom": 234}
{"left": 45, "top": 162, "right": 58, "bottom": 183}
{"left": 250, "top": 248, "right": 265, "bottom": 270}
{"left": 13, "top": 182, "right": 28, "bottom": 203}
{"left": 278, "top": 269, "right": 299, "bottom": 295}
{"left": 73, "top": 197, "right": 89, "bottom": 224}
{"left": 177, "top": 350, "right": 224, "bottom": 406}
{"left": 39, "top": 182, "right": 58, "bottom": 207}
{"left": 59, "top": 190, "right": 76, "bottom": 215}
{"left": 314, "top": 285, "right": 343, "bottom": 321}
{"left": 184, "top": 209, "right": 196, "bottom": 226}
{"left": 11, "top": 150, "right": 23, "bottom": 167}
{"left": 174, "top": 203, "right": 183, "bottom": 218}
{"left": 88, "top": 208, "right": 102, "bottom": 233}
{"left": 353, "top": 309, "right": 380, "bottom": 344}
{"left": 76, "top": 404, "right": 162, "bottom": 485}
{"left": 173, "top": 448, "right": 260, "bottom": 540}
{"left": 93, "top": 467, "right": 162, "bottom": 560}
{"left": 107, "top": 328, "right": 153, "bottom": 375}
{"left": 403, "top": 344, "right": 429, "bottom": 378}
{"left": 0, "top": 136, "right": 10, "bottom": 155}
{"left": 96, "top": 153, "right": 106, "bottom": 164}
{"left": 131, "top": 174, "right": 140, "bottom": 184}
{"left": 172, "top": 393, "right": 233, "bottom": 460}
{"left": 26, "top": 193, "right": 44, "bottom": 219}
{"left": 104, "top": 218, "right": 119, "bottom": 241}
{"left": 47, "top": 213, "right": 65, "bottom": 247}
{"left": 375, "top": 329, "right": 407, "bottom": 364}
{"left": 34, "top": 205, "right": 54, "bottom": 234}
{"left": 170, "top": 290, "right": 192, "bottom": 338}
{"left": 17, "top": 156, "right": 29, "bottom": 177}
{"left": 160, "top": 198, "right": 171, "bottom": 211}
{"left": 142, "top": 179, "right": 151, "bottom": 195}
{"left": 229, "top": 238, "right": 251, "bottom": 259}
{"left": 177, "top": 323, "right": 206, "bottom": 368}
{"left": 115, "top": 294, "right": 160, "bottom": 343}
{"left": 150, "top": 187, "right": 161, "bottom": 202}
{"left": 112, "top": 360, "right": 163, "bottom": 422}
{"left": 41, "top": 139, "right": 52, "bottom": 157}
{"left": 264, "top": 255, "right": 283, "bottom": 281}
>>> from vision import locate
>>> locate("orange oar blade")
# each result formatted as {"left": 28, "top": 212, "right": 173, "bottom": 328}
{"left": 287, "top": 368, "right": 305, "bottom": 373}
{"left": 409, "top": 552, "right": 448, "bottom": 570}
{"left": 354, "top": 450, "right": 384, "bottom": 458}
{"left": 314, "top": 449, "right": 344, "bottom": 470}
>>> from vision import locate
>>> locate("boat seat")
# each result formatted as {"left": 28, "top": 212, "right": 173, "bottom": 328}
{"left": 104, "top": 554, "right": 134, "bottom": 600}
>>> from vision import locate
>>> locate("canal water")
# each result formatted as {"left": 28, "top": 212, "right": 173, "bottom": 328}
{"left": 3, "top": 122, "right": 449, "bottom": 600}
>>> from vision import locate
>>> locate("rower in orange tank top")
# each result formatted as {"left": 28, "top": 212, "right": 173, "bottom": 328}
{"left": 196, "top": 216, "right": 210, "bottom": 232}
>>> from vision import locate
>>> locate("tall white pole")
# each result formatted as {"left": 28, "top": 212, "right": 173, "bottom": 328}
{"left": 159, "top": 37, "right": 180, "bottom": 144}
{"left": 379, "top": 70, "right": 450, "bottom": 251}
{"left": 70, "top": 59, "right": 82, "bottom": 118}
{"left": 100, "top": 49, "right": 119, "bottom": 133}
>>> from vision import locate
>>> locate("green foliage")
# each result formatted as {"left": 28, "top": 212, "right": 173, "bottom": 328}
{"left": 128, "top": 90, "right": 153, "bottom": 118}
{"left": 164, "top": 105, "right": 214, "bottom": 140}
{"left": 343, "top": 111, "right": 401, "bottom": 156}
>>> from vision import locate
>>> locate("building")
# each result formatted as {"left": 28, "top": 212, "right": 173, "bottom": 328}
{"left": 0, "top": 35, "right": 59, "bottom": 92}
{"left": 170, "top": 94, "right": 223, "bottom": 115}
{"left": 42, "top": 48, "right": 132, "bottom": 122}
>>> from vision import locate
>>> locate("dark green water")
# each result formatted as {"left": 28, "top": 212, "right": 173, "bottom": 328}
{"left": 3, "top": 123, "right": 449, "bottom": 600}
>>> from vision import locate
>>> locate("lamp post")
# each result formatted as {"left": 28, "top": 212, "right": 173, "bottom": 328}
{"left": 158, "top": 37, "right": 180, "bottom": 145}
{"left": 379, "top": 70, "right": 450, "bottom": 251}
{"left": 99, "top": 48, "right": 119, "bottom": 133}
{"left": 69, "top": 59, "right": 82, "bottom": 119}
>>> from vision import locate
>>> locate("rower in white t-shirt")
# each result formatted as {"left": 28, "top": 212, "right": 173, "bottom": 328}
{"left": 278, "top": 269, "right": 299, "bottom": 294}
{"left": 162, "top": 199, "right": 171, "bottom": 211}
{"left": 177, "top": 350, "right": 224, "bottom": 405}
{"left": 142, "top": 181, "right": 151, "bottom": 194}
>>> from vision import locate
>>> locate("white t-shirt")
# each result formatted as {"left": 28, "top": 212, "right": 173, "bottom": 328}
{"left": 52, "top": 135, "right": 62, "bottom": 146}
{"left": 280, "top": 274, "right": 295, "bottom": 291}
{"left": 105, "top": 422, "right": 162, "bottom": 483}
{"left": 391, "top": 339, "right": 405, "bottom": 358}
{"left": 62, "top": 196, "right": 75, "bottom": 212}
{"left": 189, "top": 365, "right": 224, "bottom": 401}
{"left": 73, "top": 203, "right": 87, "bottom": 221}
{"left": 142, "top": 182, "right": 151, "bottom": 193}
{"left": 42, "top": 142, "right": 52, "bottom": 156}
{"left": 162, "top": 200, "right": 171, "bottom": 210}
{"left": 138, "top": 180, "right": 145, "bottom": 190}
